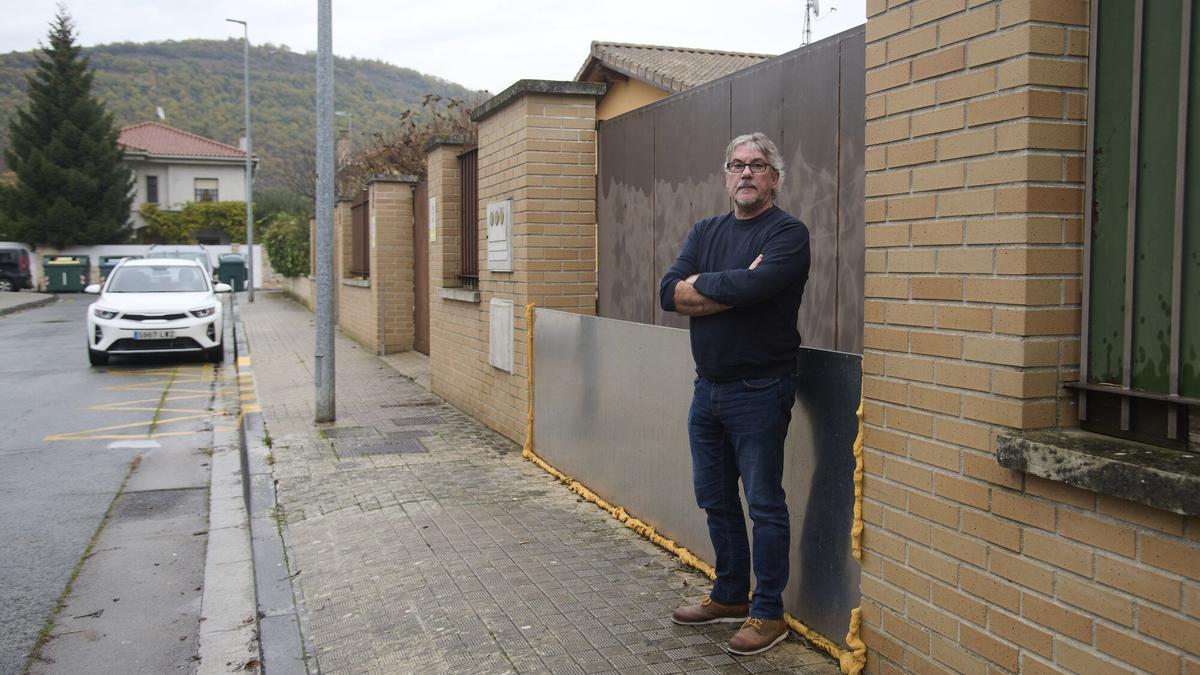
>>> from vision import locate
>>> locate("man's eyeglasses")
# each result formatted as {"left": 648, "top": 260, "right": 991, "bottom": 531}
{"left": 725, "top": 160, "right": 773, "bottom": 174}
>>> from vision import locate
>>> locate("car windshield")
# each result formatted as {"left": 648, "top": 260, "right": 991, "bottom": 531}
{"left": 107, "top": 265, "right": 210, "bottom": 293}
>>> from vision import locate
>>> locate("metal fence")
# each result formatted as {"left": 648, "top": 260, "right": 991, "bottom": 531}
{"left": 350, "top": 189, "right": 369, "bottom": 277}
{"left": 458, "top": 147, "right": 479, "bottom": 288}
{"left": 596, "top": 27, "right": 865, "bottom": 354}
{"left": 1080, "top": 0, "right": 1200, "bottom": 447}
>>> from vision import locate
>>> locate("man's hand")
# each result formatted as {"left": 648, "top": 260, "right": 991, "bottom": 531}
{"left": 673, "top": 280, "right": 731, "bottom": 316}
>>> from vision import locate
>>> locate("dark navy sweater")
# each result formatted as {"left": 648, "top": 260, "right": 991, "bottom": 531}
{"left": 659, "top": 206, "right": 811, "bottom": 382}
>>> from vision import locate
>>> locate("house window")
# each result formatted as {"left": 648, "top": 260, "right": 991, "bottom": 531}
{"left": 458, "top": 147, "right": 479, "bottom": 288}
{"left": 1076, "top": 1, "right": 1198, "bottom": 449}
{"left": 146, "top": 176, "right": 159, "bottom": 204}
{"left": 194, "top": 178, "right": 218, "bottom": 202}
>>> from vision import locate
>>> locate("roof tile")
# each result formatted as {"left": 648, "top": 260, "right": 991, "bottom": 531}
{"left": 118, "top": 122, "right": 252, "bottom": 160}
{"left": 578, "top": 42, "right": 775, "bottom": 93}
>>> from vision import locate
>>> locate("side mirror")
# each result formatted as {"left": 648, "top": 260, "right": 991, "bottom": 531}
{"left": 214, "top": 283, "right": 233, "bottom": 293}
{"left": 84, "top": 284, "right": 101, "bottom": 294}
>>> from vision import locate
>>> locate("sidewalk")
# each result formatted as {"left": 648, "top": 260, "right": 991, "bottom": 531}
{"left": 0, "top": 291, "right": 55, "bottom": 316}
{"left": 239, "top": 291, "right": 840, "bottom": 674}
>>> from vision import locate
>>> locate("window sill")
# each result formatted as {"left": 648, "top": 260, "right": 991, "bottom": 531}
{"left": 437, "top": 287, "right": 480, "bottom": 303}
{"left": 996, "top": 429, "right": 1200, "bottom": 516}
{"left": 341, "top": 278, "right": 370, "bottom": 288}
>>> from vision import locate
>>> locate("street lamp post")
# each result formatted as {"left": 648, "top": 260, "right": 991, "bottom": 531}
{"left": 226, "top": 18, "right": 255, "bottom": 302}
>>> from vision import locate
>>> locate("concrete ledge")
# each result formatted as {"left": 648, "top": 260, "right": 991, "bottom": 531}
{"left": 197, "top": 347, "right": 260, "bottom": 673}
{"left": 997, "top": 429, "right": 1200, "bottom": 516}
{"left": 471, "top": 79, "right": 606, "bottom": 122}
{"left": 341, "top": 277, "right": 370, "bottom": 288}
{"left": 437, "top": 286, "right": 481, "bottom": 303}
{"left": 367, "top": 174, "right": 419, "bottom": 185}
{"left": 422, "top": 134, "right": 473, "bottom": 153}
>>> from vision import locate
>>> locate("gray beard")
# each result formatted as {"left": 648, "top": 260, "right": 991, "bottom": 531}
{"left": 734, "top": 192, "right": 768, "bottom": 212}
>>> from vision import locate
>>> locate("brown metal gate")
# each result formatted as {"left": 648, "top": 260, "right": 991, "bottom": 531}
{"left": 413, "top": 181, "right": 430, "bottom": 355}
{"left": 597, "top": 27, "right": 865, "bottom": 354}
{"left": 350, "top": 189, "right": 370, "bottom": 276}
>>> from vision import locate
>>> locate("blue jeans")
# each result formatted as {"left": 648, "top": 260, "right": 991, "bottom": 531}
{"left": 688, "top": 374, "right": 795, "bottom": 619}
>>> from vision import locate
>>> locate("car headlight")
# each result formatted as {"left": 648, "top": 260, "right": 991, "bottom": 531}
{"left": 93, "top": 307, "right": 119, "bottom": 320}
{"left": 189, "top": 306, "right": 217, "bottom": 318}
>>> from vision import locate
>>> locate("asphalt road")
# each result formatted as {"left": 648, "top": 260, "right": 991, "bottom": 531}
{"left": 0, "top": 294, "right": 224, "bottom": 673}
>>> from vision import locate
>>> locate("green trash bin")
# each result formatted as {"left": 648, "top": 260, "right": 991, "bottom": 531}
{"left": 217, "top": 253, "right": 247, "bottom": 291}
{"left": 43, "top": 255, "right": 90, "bottom": 292}
{"left": 98, "top": 255, "right": 138, "bottom": 282}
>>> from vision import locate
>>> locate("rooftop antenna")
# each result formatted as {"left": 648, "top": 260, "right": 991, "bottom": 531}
{"left": 803, "top": 0, "right": 836, "bottom": 46}
{"left": 804, "top": 0, "right": 819, "bottom": 46}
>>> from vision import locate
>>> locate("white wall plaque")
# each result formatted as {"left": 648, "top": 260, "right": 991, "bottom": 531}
{"left": 489, "top": 298, "right": 514, "bottom": 372}
{"left": 486, "top": 199, "right": 513, "bottom": 272}
{"left": 428, "top": 196, "right": 437, "bottom": 243}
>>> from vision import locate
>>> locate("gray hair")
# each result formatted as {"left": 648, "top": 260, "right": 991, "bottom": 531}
{"left": 725, "top": 132, "right": 786, "bottom": 200}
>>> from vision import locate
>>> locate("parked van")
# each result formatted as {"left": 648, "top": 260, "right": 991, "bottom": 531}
{"left": 145, "top": 244, "right": 215, "bottom": 278}
{"left": 0, "top": 242, "right": 33, "bottom": 292}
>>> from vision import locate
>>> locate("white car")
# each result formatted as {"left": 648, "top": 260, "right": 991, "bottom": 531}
{"left": 84, "top": 258, "right": 232, "bottom": 366}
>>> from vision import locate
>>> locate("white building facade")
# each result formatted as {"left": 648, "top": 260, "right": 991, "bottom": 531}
{"left": 118, "top": 122, "right": 257, "bottom": 243}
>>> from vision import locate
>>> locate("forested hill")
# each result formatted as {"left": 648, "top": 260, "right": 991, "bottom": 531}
{"left": 0, "top": 39, "right": 481, "bottom": 190}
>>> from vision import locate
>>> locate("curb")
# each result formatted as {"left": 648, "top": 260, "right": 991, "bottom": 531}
{"left": 233, "top": 294, "right": 310, "bottom": 674}
{"left": 0, "top": 293, "right": 56, "bottom": 316}
{"left": 197, "top": 296, "right": 261, "bottom": 673}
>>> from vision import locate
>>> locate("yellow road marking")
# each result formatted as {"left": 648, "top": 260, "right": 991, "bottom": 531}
{"left": 87, "top": 394, "right": 210, "bottom": 409}
{"left": 45, "top": 412, "right": 216, "bottom": 441}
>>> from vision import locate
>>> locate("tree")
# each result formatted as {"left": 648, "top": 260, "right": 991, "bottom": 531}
{"left": 1, "top": 9, "right": 132, "bottom": 248}
{"left": 262, "top": 211, "right": 309, "bottom": 278}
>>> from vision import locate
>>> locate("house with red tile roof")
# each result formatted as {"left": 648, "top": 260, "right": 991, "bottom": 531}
{"left": 118, "top": 122, "right": 257, "bottom": 242}
{"left": 575, "top": 42, "right": 775, "bottom": 120}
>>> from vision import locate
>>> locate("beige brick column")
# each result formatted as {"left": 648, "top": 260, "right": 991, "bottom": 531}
{"left": 369, "top": 176, "right": 417, "bottom": 353}
{"left": 859, "top": 1, "right": 1136, "bottom": 672}
{"left": 425, "top": 138, "right": 469, "bottom": 289}
{"left": 426, "top": 80, "right": 603, "bottom": 443}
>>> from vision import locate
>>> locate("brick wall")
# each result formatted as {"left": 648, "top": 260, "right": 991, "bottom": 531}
{"left": 426, "top": 140, "right": 484, "bottom": 415}
{"left": 863, "top": 1, "right": 1200, "bottom": 673}
{"left": 334, "top": 198, "right": 377, "bottom": 351}
{"left": 425, "top": 81, "right": 603, "bottom": 444}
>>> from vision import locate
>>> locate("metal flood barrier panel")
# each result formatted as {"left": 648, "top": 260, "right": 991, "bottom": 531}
{"left": 532, "top": 308, "right": 862, "bottom": 650}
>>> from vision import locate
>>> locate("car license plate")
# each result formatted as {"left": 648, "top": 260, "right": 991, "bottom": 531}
{"left": 133, "top": 330, "right": 175, "bottom": 340}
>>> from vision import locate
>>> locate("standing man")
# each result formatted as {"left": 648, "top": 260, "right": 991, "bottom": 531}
{"left": 659, "top": 132, "right": 810, "bottom": 655}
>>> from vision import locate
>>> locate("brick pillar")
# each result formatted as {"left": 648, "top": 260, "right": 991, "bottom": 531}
{"left": 862, "top": 1, "right": 1101, "bottom": 672}
{"left": 368, "top": 176, "right": 417, "bottom": 354}
{"left": 426, "top": 80, "right": 604, "bottom": 443}
{"left": 425, "top": 138, "right": 469, "bottom": 290}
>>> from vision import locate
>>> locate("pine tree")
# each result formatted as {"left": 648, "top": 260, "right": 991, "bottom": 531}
{"left": 1, "top": 9, "right": 132, "bottom": 247}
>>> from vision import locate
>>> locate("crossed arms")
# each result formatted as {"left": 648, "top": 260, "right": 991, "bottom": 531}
{"left": 672, "top": 254, "right": 762, "bottom": 316}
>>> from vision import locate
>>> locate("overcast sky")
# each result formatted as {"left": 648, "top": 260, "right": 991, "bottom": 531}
{"left": 0, "top": 1, "right": 865, "bottom": 94}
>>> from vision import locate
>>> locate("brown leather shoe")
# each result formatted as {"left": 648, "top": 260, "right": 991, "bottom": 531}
{"left": 726, "top": 617, "right": 789, "bottom": 655}
{"left": 671, "top": 596, "right": 749, "bottom": 625}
